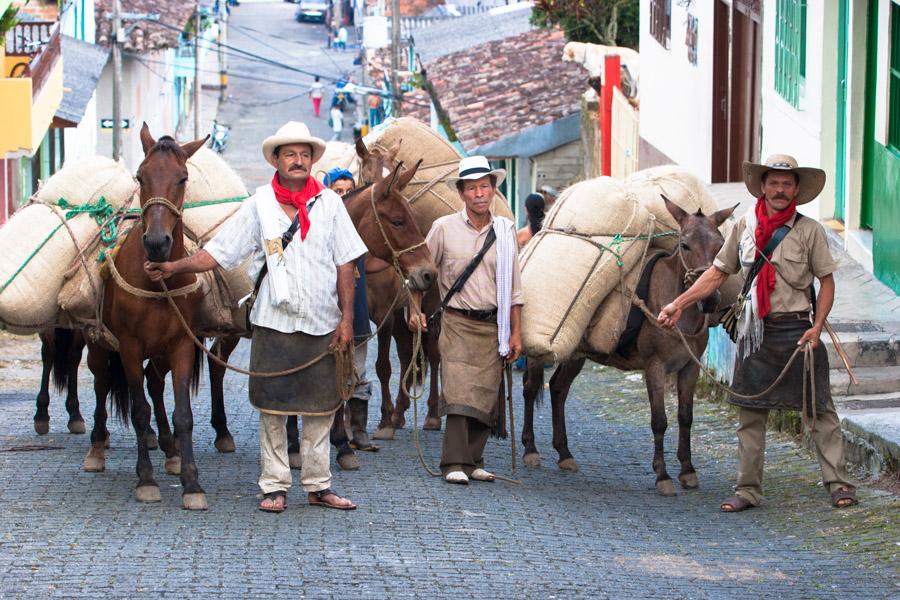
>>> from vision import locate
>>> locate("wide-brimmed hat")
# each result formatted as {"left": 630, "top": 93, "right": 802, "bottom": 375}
{"left": 261, "top": 121, "right": 326, "bottom": 168}
{"left": 742, "top": 154, "right": 826, "bottom": 205}
{"left": 448, "top": 155, "right": 506, "bottom": 188}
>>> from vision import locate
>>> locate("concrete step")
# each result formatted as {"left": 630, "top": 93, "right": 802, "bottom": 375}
{"left": 830, "top": 365, "right": 900, "bottom": 396}
{"left": 821, "top": 322, "right": 898, "bottom": 369}
{"left": 835, "top": 401, "right": 900, "bottom": 476}
{"left": 833, "top": 391, "right": 900, "bottom": 413}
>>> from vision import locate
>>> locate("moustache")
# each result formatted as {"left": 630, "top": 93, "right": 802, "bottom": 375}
{"left": 773, "top": 193, "right": 787, "bottom": 200}
{"left": 289, "top": 165, "right": 307, "bottom": 172}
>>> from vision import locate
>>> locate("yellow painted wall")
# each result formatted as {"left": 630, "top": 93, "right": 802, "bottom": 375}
{"left": 3, "top": 55, "right": 30, "bottom": 78}
{"left": 0, "top": 77, "right": 33, "bottom": 155}
{"left": 29, "top": 55, "right": 63, "bottom": 150}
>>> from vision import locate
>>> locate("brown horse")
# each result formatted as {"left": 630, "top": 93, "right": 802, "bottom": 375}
{"left": 521, "top": 200, "right": 736, "bottom": 496}
{"left": 33, "top": 328, "right": 86, "bottom": 435}
{"left": 82, "top": 124, "right": 210, "bottom": 510}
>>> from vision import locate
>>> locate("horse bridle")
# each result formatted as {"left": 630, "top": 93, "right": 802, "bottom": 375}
{"left": 675, "top": 232, "right": 711, "bottom": 288}
{"left": 140, "top": 196, "right": 183, "bottom": 224}
{"left": 367, "top": 185, "right": 427, "bottom": 278}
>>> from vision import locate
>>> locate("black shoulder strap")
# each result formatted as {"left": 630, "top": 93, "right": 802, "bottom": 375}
{"left": 428, "top": 227, "right": 496, "bottom": 323}
{"left": 739, "top": 214, "right": 802, "bottom": 298}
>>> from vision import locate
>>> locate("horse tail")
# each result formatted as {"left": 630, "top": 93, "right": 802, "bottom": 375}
{"left": 51, "top": 328, "right": 74, "bottom": 395}
{"left": 523, "top": 357, "right": 546, "bottom": 409}
{"left": 107, "top": 351, "right": 130, "bottom": 424}
{"left": 190, "top": 341, "right": 203, "bottom": 397}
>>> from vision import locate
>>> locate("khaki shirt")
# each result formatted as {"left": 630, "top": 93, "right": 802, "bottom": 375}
{"left": 713, "top": 212, "right": 837, "bottom": 314}
{"left": 426, "top": 210, "right": 524, "bottom": 311}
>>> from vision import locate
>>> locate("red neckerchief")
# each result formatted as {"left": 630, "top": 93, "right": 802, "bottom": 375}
{"left": 270, "top": 172, "right": 323, "bottom": 241}
{"left": 754, "top": 196, "right": 796, "bottom": 318}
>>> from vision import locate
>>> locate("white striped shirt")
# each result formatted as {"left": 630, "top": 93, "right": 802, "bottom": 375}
{"left": 205, "top": 184, "right": 367, "bottom": 335}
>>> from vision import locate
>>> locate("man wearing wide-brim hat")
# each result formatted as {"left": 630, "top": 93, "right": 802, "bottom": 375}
{"left": 145, "top": 121, "right": 367, "bottom": 512}
{"left": 657, "top": 154, "right": 858, "bottom": 512}
{"left": 407, "top": 156, "right": 524, "bottom": 485}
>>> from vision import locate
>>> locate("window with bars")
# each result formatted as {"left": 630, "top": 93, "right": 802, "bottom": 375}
{"left": 650, "top": 0, "right": 671, "bottom": 49}
{"left": 775, "top": 0, "right": 807, "bottom": 108}
{"left": 889, "top": 1, "right": 900, "bottom": 151}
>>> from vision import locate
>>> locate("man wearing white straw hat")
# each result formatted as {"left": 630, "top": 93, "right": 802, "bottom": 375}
{"left": 145, "top": 121, "right": 366, "bottom": 513}
{"left": 407, "top": 156, "right": 524, "bottom": 485}
{"left": 657, "top": 154, "right": 857, "bottom": 512}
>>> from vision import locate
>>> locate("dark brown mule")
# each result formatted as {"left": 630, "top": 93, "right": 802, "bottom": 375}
{"left": 82, "top": 124, "right": 210, "bottom": 509}
{"left": 33, "top": 328, "right": 87, "bottom": 435}
{"left": 521, "top": 200, "right": 736, "bottom": 496}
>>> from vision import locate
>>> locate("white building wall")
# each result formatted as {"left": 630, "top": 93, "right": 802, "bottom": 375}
{"left": 63, "top": 92, "right": 99, "bottom": 161}
{"left": 759, "top": 0, "right": 827, "bottom": 219}
{"left": 638, "top": 0, "right": 715, "bottom": 181}
{"left": 59, "top": 0, "right": 96, "bottom": 43}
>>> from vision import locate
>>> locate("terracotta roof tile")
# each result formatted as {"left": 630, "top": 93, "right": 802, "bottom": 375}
{"left": 95, "top": 0, "right": 195, "bottom": 53}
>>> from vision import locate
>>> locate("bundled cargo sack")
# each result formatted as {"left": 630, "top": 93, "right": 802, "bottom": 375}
{"left": 363, "top": 117, "right": 513, "bottom": 230}
{"left": 312, "top": 141, "right": 358, "bottom": 182}
{"left": 0, "top": 156, "right": 135, "bottom": 332}
{"left": 182, "top": 147, "right": 249, "bottom": 244}
{"left": 625, "top": 165, "right": 720, "bottom": 250}
{"left": 520, "top": 177, "right": 653, "bottom": 362}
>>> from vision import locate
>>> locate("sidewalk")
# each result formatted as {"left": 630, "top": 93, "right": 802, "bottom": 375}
{"left": 710, "top": 183, "right": 900, "bottom": 477}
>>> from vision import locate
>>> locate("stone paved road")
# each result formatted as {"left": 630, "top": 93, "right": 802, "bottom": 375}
{"left": 0, "top": 332, "right": 897, "bottom": 598}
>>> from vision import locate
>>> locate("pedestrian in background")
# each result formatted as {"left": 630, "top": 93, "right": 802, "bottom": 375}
{"left": 517, "top": 193, "right": 545, "bottom": 247}
{"left": 337, "top": 25, "right": 348, "bottom": 50}
{"left": 330, "top": 104, "right": 343, "bottom": 141}
{"left": 309, "top": 76, "right": 325, "bottom": 118}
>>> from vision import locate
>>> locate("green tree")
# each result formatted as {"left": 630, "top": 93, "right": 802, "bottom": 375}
{"left": 531, "top": 0, "right": 639, "bottom": 49}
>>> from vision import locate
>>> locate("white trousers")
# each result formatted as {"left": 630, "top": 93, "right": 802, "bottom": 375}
{"left": 258, "top": 411, "right": 332, "bottom": 494}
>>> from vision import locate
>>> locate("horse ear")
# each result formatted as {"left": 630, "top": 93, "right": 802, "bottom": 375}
{"left": 662, "top": 194, "right": 689, "bottom": 226}
{"left": 709, "top": 203, "right": 739, "bottom": 228}
{"left": 372, "top": 163, "right": 401, "bottom": 199}
{"left": 396, "top": 159, "right": 422, "bottom": 191}
{"left": 139, "top": 122, "right": 155, "bottom": 155}
{"left": 354, "top": 136, "right": 369, "bottom": 160}
{"left": 181, "top": 136, "right": 210, "bottom": 159}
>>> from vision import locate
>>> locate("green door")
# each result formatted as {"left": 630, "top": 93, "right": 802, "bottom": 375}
{"left": 834, "top": 0, "right": 849, "bottom": 221}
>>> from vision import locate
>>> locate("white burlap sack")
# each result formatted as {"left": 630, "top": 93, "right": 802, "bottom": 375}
{"left": 520, "top": 177, "right": 653, "bottom": 361}
{"left": 312, "top": 141, "right": 359, "bottom": 182}
{"left": 183, "top": 148, "right": 249, "bottom": 244}
{"left": 625, "top": 165, "right": 720, "bottom": 250}
{"left": 1, "top": 157, "right": 135, "bottom": 332}
{"left": 364, "top": 117, "right": 513, "bottom": 231}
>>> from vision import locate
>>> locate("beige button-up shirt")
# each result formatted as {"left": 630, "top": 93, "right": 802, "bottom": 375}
{"left": 426, "top": 210, "right": 524, "bottom": 311}
{"left": 713, "top": 211, "right": 837, "bottom": 314}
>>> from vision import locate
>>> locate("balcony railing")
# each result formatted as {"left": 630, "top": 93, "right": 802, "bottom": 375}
{"left": 25, "top": 22, "right": 61, "bottom": 98}
{"left": 5, "top": 20, "right": 55, "bottom": 57}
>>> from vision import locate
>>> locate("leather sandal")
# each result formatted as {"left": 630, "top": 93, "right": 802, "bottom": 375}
{"left": 720, "top": 495, "right": 756, "bottom": 513}
{"left": 259, "top": 491, "right": 287, "bottom": 513}
{"left": 308, "top": 488, "right": 357, "bottom": 510}
{"left": 831, "top": 488, "right": 858, "bottom": 508}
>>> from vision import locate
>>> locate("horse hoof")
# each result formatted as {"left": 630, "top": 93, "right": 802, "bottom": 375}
{"left": 337, "top": 453, "right": 360, "bottom": 471}
{"left": 34, "top": 420, "right": 49, "bottom": 435}
{"left": 146, "top": 432, "right": 158, "bottom": 450}
{"left": 164, "top": 455, "right": 181, "bottom": 475}
{"left": 135, "top": 485, "right": 162, "bottom": 503}
{"left": 523, "top": 453, "right": 541, "bottom": 468}
{"left": 214, "top": 435, "right": 236, "bottom": 453}
{"left": 182, "top": 492, "right": 209, "bottom": 511}
{"left": 83, "top": 449, "right": 106, "bottom": 473}
{"left": 372, "top": 427, "right": 394, "bottom": 441}
{"left": 423, "top": 416, "right": 442, "bottom": 431}
{"left": 656, "top": 479, "right": 677, "bottom": 497}
{"left": 390, "top": 415, "right": 406, "bottom": 430}
{"left": 67, "top": 420, "right": 86, "bottom": 434}
{"left": 558, "top": 458, "right": 578, "bottom": 472}
{"left": 679, "top": 472, "right": 700, "bottom": 489}
{"left": 289, "top": 452, "right": 302, "bottom": 470}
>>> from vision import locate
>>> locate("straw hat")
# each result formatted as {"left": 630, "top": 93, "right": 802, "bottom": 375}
{"left": 261, "top": 121, "right": 327, "bottom": 168}
{"left": 448, "top": 155, "right": 506, "bottom": 188}
{"left": 742, "top": 154, "right": 826, "bottom": 205}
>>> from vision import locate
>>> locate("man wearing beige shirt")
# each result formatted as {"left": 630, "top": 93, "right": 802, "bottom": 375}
{"left": 408, "top": 156, "right": 524, "bottom": 485}
{"left": 658, "top": 154, "right": 857, "bottom": 512}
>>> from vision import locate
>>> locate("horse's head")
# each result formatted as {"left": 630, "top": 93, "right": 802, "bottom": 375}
{"left": 136, "top": 123, "right": 207, "bottom": 262}
{"left": 664, "top": 195, "right": 738, "bottom": 313}
{"left": 355, "top": 137, "right": 400, "bottom": 186}
{"left": 345, "top": 160, "right": 437, "bottom": 292}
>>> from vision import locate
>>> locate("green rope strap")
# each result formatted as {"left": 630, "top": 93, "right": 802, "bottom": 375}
{"left": 124, "top": 196, "right": 247, "bottom": 214}
{"left": 543, "top": 229, "right": 678, "bottom": 267}
{"left": 0, "top": 196, "right": 119, "bottom": 294}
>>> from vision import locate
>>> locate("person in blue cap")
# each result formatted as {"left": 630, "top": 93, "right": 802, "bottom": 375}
{"left": 322, "top": 167, "right": 378, "bottom": 452}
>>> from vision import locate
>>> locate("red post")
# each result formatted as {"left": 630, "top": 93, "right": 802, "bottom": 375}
{"left": 600, "top": 54, "right": 621, "bottom": 177}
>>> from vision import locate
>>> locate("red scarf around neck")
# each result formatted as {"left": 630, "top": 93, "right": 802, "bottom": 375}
{"left": 754, "top": 196, "right": 796, "bottom": 318}
{"left": 271, "top": 172, "right": 323, "bottom": 241}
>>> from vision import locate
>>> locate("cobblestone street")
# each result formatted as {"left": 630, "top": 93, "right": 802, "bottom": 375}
{"left": 0, "top": 332, "right": 897, "bottom": 598}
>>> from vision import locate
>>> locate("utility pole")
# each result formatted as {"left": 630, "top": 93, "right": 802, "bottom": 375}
{"left": 356, "top": 0, "right": 366, "bottom": 132}
{"left": 111, "top": 0, "right": 123, "bottom": 161}
{"left": 390, "top": 0, "right": 401, "bottom": 116}
{"left": 217, "top": 2, "right": 227, "bottom": 104}
{"left": 193, "top": 2, "right": 201, "bottom": 139}
{"left": 334, "top": 0, "right": 342, "bottom": 31}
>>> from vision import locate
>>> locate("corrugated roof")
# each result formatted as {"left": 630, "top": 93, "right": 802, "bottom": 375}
{"left": 56, "top": 35, "right": 110, "bottom": 125}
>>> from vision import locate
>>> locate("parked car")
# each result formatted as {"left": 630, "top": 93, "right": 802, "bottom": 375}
{"left": 295, "top": 0, "right": 328, "bottom": 22}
